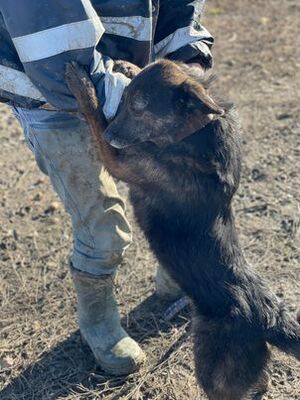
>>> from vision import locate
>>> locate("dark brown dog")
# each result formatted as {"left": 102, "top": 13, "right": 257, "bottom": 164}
{"left": 65, "top": 60, "right": 300, "bottom": 400}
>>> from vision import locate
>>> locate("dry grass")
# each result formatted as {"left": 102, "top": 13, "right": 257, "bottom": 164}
{"left": 1, "top": 0, "right": 300, "bottom": 399}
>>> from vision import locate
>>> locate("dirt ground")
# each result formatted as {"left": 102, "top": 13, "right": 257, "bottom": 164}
{"left": 0, "top": 0, "right": 299, "bottom": 399}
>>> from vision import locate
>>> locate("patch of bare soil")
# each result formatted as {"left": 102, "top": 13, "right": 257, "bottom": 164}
{"left": 0, "top": 0, "right": 299, "bottom": 399}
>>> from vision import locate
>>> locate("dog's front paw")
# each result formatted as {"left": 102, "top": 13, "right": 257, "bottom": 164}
{"left": 113, "top": 60, "right": 142, "bottom": 79}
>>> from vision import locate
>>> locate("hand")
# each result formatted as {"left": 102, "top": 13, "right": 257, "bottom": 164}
{"left": 186, "top": 52, "right": 213, "bottom": 71}
{"left": 187, "top": 63, "right": 206, "bottom": 70}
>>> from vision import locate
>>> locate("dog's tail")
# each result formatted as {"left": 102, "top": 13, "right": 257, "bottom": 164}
{"left": 193, "top": 315, "right": 270, "bottom": 400}
{"left": 264, "top": 308, "right": 300, "bottom": 360}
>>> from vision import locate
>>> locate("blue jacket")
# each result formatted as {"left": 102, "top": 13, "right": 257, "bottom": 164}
{"left": 0, "top": 0, "right": 213, "bottom": 119}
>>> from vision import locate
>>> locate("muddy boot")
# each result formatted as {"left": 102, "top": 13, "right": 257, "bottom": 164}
{"left": 71, "top": 267, "right": 145, "bottom": 375}
{"left": 155, "top": 265, "right": 183, "bottom": 300}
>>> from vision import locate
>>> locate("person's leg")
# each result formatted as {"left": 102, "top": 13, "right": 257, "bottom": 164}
{"left": 13, "top": 107, "right": 145, "bottom": 374}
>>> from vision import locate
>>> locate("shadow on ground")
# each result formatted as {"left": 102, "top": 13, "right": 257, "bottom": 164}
{"left": 0, "top": 294, "right": 190, "bottom": 400}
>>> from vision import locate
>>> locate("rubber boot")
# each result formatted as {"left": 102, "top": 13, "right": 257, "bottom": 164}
{"left": 71, "top": 267, "right": 145, "bottom": 375}
{"left": 155, "top": 265, "right": 183, "bottom": 300}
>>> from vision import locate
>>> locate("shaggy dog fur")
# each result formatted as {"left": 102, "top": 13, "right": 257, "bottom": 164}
{"left": 65, "top": 60, "right": 300, "bottom": 400}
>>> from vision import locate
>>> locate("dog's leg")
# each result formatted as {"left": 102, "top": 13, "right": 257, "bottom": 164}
{"left": 65, "top": 62, "right": 131, "bottom": 181}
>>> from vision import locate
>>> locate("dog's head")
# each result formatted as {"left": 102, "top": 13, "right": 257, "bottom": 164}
{"left": 104, "top": 60, "right": 225, "bottom": 148}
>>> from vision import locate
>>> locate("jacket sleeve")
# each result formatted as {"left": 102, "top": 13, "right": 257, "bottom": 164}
{"left": 0, "top": 0, "right": 129, "bottom": 119}
{"left": 154, "top": 0, "right": 214, "bottom": 68}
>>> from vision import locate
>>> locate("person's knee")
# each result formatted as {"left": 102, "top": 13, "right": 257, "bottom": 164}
{"left": 70, "top": 251, "right": 123, "bottom": 276}
{"left": 71, "top": 234, "right": 131, "bottom": 276}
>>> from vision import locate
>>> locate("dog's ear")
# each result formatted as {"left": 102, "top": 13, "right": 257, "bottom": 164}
{"left": 173, "top": 79, "right": 224, "bottom": 143}
{"left": 179, "top": 79, "right": 224, "bottom": 116}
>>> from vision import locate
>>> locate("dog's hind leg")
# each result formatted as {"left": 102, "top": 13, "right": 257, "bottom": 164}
{"left": 193, "top": 316, "right": 270, "bottom": 400}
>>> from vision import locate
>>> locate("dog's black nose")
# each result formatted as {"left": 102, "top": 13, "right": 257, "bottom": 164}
{"left": 103, "top": 129, "right": 126, "bottom": 149}
{"left": 103, "top": 128, "right": 115, "bottom": 144}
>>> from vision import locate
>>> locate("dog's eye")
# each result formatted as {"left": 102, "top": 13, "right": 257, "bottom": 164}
{"left": 130, "top": 92, "right": 148, "bottom": 115}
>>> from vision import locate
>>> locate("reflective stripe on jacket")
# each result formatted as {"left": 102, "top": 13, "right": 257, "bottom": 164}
{"left": 0, "top": 0, "right": 213, "bottom": 119}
